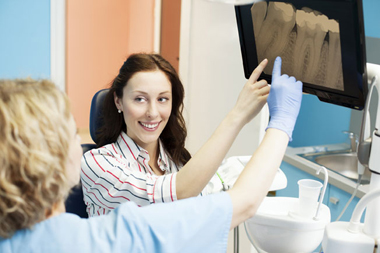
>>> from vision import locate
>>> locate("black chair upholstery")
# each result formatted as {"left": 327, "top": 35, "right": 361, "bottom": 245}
{"left": 65, "top": 89, "right": 109, "bottom": 218}
{"left": 89, "top": 89, "right": 109, "bottom": 144}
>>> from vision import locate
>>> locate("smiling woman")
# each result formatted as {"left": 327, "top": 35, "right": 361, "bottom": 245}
{"left": 114, "top": 70, "right": 173, "bottom": 175}
{"left": 0, "top": 57, "right": 303, "bottom": 253}
{"left": 80, "top": 52, "right": 272, "bottom": 217}
{"left": 114, "top": 71, "right": 172, "bottom": 151}
{"left": 81, "top": 53, "right": 192, "bottom": 216}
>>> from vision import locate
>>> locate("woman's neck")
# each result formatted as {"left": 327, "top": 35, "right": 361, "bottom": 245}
{"left": 146, "top": 141, "right": 163, "bottom": 175}
{"left": 128, "top": 134, "right": 162, "bottom": 174}
{"left": 141, "top": 140, "right": 159, "bottom": 162}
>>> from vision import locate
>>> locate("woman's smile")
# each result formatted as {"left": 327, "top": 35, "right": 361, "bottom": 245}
{"left": 139, "top": 121, "right": 161, "bottom": 131}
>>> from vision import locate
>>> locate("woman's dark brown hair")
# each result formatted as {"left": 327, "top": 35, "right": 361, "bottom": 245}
{"left": 97, "top": 53, "right": 191, "bottom": 166}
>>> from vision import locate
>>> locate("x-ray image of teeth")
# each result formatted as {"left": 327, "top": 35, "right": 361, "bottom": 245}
{"left": 251, "top": 2, "right": 344, "bottom": 91}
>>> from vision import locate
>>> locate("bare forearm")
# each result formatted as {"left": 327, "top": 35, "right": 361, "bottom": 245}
{"left": 175, "top": 59, "right": 270, "bottom": 200}
{"left": 176, "top": 110, "right": 245, "bottom": 199}
{"left": 225, "top": 56, "right": 302, "bottom": 229}
{"left": 227, "top": 128, "right": 289, "bottom": 229}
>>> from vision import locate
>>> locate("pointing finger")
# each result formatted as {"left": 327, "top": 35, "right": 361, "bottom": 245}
{"left": 248, "top": 58, "right": 268, "bottom": 83}
{"left": 272, "top": 56, "right": 282, "bottom": 79}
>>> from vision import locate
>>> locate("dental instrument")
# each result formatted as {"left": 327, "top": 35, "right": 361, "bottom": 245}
{"left": 314, "top": 166, "right": 328, "bottom": 221}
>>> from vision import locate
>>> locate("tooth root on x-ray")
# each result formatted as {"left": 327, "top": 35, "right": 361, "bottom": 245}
{"left": 310, "top": 23, "right": 327, "bottom": 80}
{"left": 314, "top": 40, "right": 329, "bottom": 86}
{"left": 294, "top": 10, "right": 343, "bottom": 89}
{"left": 313, "top": 32, "right": 343, "bottom": 90}
{"left": 253, "top": 2, "right": 296, "bottom": 74}
{"left": 280, "top": 29, "right": 297, "bottom": 76}
{"left": 251, "top": 2, "right": 267, "bottom": 38}
{"left": 251, "top": 2, "right": 344, "bottom": 91}
{"left": 293, "top": 19, "right": 326, "bottom": 82}
{"left": 326, "top": 31, "right": 344, "bottom": 90}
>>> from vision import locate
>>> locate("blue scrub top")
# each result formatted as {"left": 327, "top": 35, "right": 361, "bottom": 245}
{"left": 0, "top": 192, "right": 232, "bottom": 253}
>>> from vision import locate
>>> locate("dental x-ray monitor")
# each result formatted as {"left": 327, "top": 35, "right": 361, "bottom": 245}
{"left": 235, "top": 0, "right": 367, "bottom": 109}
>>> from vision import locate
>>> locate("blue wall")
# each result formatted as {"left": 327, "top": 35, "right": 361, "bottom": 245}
{"left": 363, "top": 0, "right": 380, "bottom": 38}
{"left": 290, "top": 0, "right": 380, "bottom": 147}
{"left": 291, "top": 95, "right": 352, "bottom": 147}
{"left": 0, "top": 1, "right": 378, "bottom": 147}
{"left": 0, "top": 0, "right": 50, "bottom": 79}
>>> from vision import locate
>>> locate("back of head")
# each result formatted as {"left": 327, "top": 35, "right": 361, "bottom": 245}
{"left": 0, "top": 79, "right": 71, "bottom": 238}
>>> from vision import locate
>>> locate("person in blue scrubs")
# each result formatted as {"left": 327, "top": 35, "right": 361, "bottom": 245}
{"left": 0, "top": 57, "right": 302, "bottom": 253}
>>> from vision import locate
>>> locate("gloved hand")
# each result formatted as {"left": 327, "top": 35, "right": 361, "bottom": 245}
{"left": 266, "top": 56, "right": 303, "bottom": 141}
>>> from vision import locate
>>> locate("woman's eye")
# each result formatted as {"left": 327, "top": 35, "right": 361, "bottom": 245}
{"left": 135, "top": 97, "right": 146, "bottom": 102}
{"left": 159, "top": 97, "right": 169, "bottom": 102}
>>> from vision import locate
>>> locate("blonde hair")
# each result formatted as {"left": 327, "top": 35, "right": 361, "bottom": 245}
{"left": 0, "top": 79, "right": 71, "bottom": 238}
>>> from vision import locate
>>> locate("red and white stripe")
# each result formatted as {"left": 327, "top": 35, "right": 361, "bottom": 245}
{"left": 80, "top": 132, "right": 180, "bottom": 217}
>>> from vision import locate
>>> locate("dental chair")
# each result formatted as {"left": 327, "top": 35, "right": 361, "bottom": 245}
{"left": 65, "top": 89, "right": 109, "bottom": 218}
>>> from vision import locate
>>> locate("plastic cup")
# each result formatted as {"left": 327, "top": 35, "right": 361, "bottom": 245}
{"left": 297, "top": 179, "right": 323, "bottom": 218}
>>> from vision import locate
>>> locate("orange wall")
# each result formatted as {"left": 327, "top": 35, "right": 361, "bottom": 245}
{"left": 160, "top": 0, "right": 181, "bottom": 72}
{"left": 66, "top": 0, "right": 155, "bottom": 129}
{"left": 128, "top": 1, "right": 156, "bottom": 54}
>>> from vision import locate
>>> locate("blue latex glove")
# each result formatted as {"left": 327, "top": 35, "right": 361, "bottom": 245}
{"left": 266, "top": 56, "right": 303, "bottom": 141}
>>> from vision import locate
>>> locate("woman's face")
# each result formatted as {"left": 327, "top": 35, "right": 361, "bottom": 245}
{"left": 114, "top": 70, "right": 172, "bottom": 150}
{"left": 66, "top": 115, "right": 83, "bottom": 187}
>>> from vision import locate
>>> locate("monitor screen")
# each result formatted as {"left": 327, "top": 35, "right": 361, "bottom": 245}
{"left": 235, "top": 0, "right": 367, "bottom": 109}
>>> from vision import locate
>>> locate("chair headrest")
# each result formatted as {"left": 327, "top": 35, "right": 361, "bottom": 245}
{"left": 89, "top": 89, "right": 109, "bottom": 144}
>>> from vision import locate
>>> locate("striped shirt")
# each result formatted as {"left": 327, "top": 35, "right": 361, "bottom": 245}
{"left": 80, "top": 131, "right": 181, "bottom": 217}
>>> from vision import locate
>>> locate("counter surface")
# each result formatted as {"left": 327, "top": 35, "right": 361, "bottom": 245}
{"left": 284, "top": 144, "right": 370, "bottom": 198}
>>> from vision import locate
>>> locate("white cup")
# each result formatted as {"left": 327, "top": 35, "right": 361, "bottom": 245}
{"left": 297, "top": 179, "right": 323, "bottom": 218}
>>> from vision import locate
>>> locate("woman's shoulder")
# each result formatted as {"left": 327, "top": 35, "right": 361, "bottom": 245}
{"left": 81, "top": 137, "right": 132, "bottom": 170}
{"left": 82, "top": 140, "right": 118, "bottom": 157}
